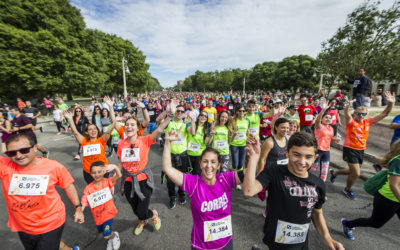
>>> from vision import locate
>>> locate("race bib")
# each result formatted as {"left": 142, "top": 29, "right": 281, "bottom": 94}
{"left": 87, "top": 187, "right": 113, "bottom": 208}
{"left": 353, "top": 80, "right": 360, "bottom": 87}
{"left": 148, "top": 111, "right": 154, "bottom": 116}
{"left": 204, "top": 215, "right": 232, "bottom": 242}
{"left": 112, "top": 137, "right": 121, "bottom": 145}
{"left": 331, "top": 115, "right": 336, "bottom": 121}
{"left": 121, "top": 148, "right": 140, "bottom": 162}
{"left": 8, "top": 174, "right": 49, "bottom": 196}
{"left": 228, "top": 105, "right": 233, "bottom": 110}
{"left": 26, "top": 113, "right": 34, "bottom": 118}
{"left": 275, "top": 220, "right": 309, "bottom": 244}
{"left": 208, "top": 114, "right": 214, "bottom": 119}
{"left": 277, "top": 158, "right": 288, "bottom": 165}
{"left": 83, "top": 144, "right": 101, "bottom": 156}
{"left": 235, "top": 132, "right": 246, "bottom": 140}
{"left": 305, "top": 115, "right": 313, "bottom": 121}
{"left": 249, "top": 127, "right": 258, "bottom": 135}
{"left": 188, "top": 142, "right": 200, "bottom": 152}
{"left": 214, "top": 140, "right": 227, "bottom": 150}
{"left": 172, "top": 134, "right": 184, "bottom": 145}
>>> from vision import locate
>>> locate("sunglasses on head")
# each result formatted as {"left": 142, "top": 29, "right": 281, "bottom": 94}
{"left": 176, "top": 110, "right": 185, "bottom": 114}
{"left": 356, "top": 112, "right": 367, "bottom": 116}
{"left": 6, "top": 145, "right": 34, "bottom": 157}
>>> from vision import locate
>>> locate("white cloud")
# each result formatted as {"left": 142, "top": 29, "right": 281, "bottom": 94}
{"left": 71, "top": 0, "right": 394, "bottom": 87}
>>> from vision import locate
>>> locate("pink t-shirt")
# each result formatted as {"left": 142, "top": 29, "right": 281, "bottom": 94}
{"left": 182, "top": 172, "right": 236, "bottom": 250}
{"left": 314, "top": 124, "right": 334, "bottom": 151}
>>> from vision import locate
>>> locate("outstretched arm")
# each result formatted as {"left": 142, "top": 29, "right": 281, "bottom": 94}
{"left": 162, "top": 128, "right": 184, "bottom": 187}
{"left": 242, "top": 134, "right": 264, "bottom": 196}
{"left": 372, "top": 92, "right": 395, "bottom": 125}
{"left": 63, "top": 111, "right": 84, "bottom": 143}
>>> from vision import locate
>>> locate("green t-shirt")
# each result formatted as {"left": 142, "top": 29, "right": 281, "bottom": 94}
{"left": 378, "top": 156, "right": 400, "bottom": 203}
{"left": 58, "top": 103, "right": 69, "bottom": 111}
{"left": 212, "top": 126, "right": 229, "bottom": 155}
{"left": 165, "top": 120, "right": 188, "bottom": 154}
{"left": 230, "top": 118, "right": 250, "bottom": 147}
{"left": 245, "top": 112, "right": 261, "bottom": 138}
{"left": 187, "top": 125, "right": 206, "bottom": 156}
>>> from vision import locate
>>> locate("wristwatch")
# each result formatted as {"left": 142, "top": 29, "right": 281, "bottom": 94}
{"left": 75, "top": 203, "right": 82, "bottom": 209}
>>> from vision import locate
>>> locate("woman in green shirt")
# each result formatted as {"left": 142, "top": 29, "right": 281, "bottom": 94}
{"left": 341, "top": 140, "right": 400, "bottom": 240}
{"left": 228, "top": 104, "right": 249, "bottom": 172}
{"left": 209, "top": 110, "right": 231, "bottom": 172}
{"left": 187, "top": 111, "right": 209, "bottom": 175}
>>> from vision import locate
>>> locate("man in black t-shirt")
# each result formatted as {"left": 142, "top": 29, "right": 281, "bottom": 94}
{"left": 243, "top": 132, "right": 343, "bottom": 250}
{"left": 22, "top": 100, "right": 43, "bottom": 132}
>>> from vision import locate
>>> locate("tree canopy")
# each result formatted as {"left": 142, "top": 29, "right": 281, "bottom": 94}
{"left": 0, "top": 0, "right": 161, "bottom": 101}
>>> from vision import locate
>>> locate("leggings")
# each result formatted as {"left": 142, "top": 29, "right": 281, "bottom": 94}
{"left": 347, "top": 192, "right": 400, "bottom": 229}
{"left": 189, "top": 155, "right": 201, "bottom": 175}
{"left": 310, "top": 150, "right": 330, "bottom": 182}
{"left": 219, "top": 155, "right": 230, "bottom": 172}
{"left": 124, "top": 181, "right": 154, "bottom": 220}
{"left": 54, "top": 121, "right": 65, "bottom": 132}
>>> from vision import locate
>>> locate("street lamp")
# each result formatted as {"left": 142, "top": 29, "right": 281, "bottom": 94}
{"left": 122, "top": 52, "right": 130, "bottom": 98}
{"left": 313, "top": 70, "right": 330, "bottom": 92}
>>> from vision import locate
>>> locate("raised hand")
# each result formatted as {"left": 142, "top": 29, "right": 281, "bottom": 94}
{"left": 63, "top": 110, "right": 73, "bottom": 119}
{"left": 385, "top": 91, "right": 395, "bottom": 103}
{"left": 104, "top": 96, "right": 113, "bottom": 107}
{"left": 104, "top": 164, "right": 118, "bottom": 173}
{"left": 170, "top": 99, "right": 178, "bottom": 113}
{"left": 246, "top": 134, "right": 261, "bottom": 156}
{"left": 277, "top": 104, "right": 287, "bottom": 117}
{"left": 210, "top": 122, "right": 216, "bottom": 136}
{"left": 165, "top": 126, "right": 183, "bottom": 141}
{"left": 320, "top": 98, "right": 328, "bottom": 109}
{"left": 136, "top": 101, "right": 145, "bottom": 109}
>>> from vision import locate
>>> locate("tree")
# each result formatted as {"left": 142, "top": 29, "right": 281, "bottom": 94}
{"left": 248, "top": 61, "right": 277, "bottom": 90}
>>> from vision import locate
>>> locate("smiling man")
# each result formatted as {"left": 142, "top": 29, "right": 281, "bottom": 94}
{"left": 243, "top": 132, "right": 343, "bottom": 250}
{"left": 0, "top": 133, "right": 84, "bottom": 250}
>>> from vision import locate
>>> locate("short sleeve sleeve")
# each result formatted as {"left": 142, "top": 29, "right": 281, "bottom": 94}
{"left": 182, "top": 174, "right": 198, "bottom": 196}
{"left": 144, "top": 135, "right": 155, "bottom": 147}
{"left": 256, "top": 166, "right": 274, "bottom": 189}
{"left": 56, "top": 163, "right": 74, "bottom": 189}
{"left": 388, "top": 157, "right": 400, "bottom": 176}
{"left": 0, "top": 157, "right": 9, "bottom": 179}
{"left": 222, "top": 171, "right": 236, "bottom": 189}
{"left": 81, "top": 186, "right": 90, "bottom": 207}
{"left": 313, "top": 183, "right": 326, "bottom": 209}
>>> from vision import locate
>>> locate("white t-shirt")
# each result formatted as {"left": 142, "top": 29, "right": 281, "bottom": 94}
{"left": 53, "top": 110, "right": 62, "bottom": 121}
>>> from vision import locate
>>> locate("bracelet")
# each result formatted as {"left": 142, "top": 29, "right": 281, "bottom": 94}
{"left": 167, "top": 113, "right": 174, "bottom": 119}
{"left": 75, "top": 203, "right": 82, "bottom": 209}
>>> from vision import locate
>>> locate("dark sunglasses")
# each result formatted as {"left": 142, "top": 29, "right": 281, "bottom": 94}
{"left": 356, "top": 112, "right": 367, "bottom": 116}
{"left": 76, "top": 110, "right": 82, "bottom": 112}
{"left": 237, "top": 110, "right": 245, "bottom": 113}
{"left": 6, "top": 145, "right": 34, "bottom": 157}
{"left": 176, "top": 110, "right": 185, "bottom": 114}
{"left": 130, "top": 144, "right": 136, "bottom": 156}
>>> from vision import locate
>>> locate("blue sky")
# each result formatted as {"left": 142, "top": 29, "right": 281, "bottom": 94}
{"left": 70, "top": 0, "right": 394, "bottom": 87}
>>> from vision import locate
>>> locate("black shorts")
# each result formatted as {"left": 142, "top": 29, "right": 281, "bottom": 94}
{"left": 18, "top": 224, "right": 64, "bottom": 250}
{"left": 343, "top": 146, "right": 364, "bottom": 164}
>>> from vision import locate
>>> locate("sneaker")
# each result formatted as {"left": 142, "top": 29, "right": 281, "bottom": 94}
{"left": 64, "top": 128, "right": 68, "bottom": 132}
{"left": 57, "top": 132, "right": 62, "bottom": 135}
{"left": 235, "top": 184, "right": 242, "bottom": 190}
{"left": 341, "top": 218, "right": 355, "bottom": 240}
{"left": 112, "top": 231, "right": 120, "bottom": 249}
{"left": 262, "top": 209, "right": 267, "bottom": 218}
{"left": 42, "top": 151, "right": 49, "bottom": 158}
{"left": 178, "top": 195, "right": 186, "bottom": 205}
{"left": 329, "top": 169, "right": 336, "bottom": 183}
{"left": 168, "top": 197, "right": 176, "bottom": 209}
{"left": 39, "top": 126, "right": 43, "bottom": 133}
{"left": 342, "top": 188, "right": 356, "bottom": 200}
{"left": 74, "top": 154, "right": 80, "bottom": 160}
{"left": 106, "top": 239, "right": 113, "bottom": 250}
{"left": 134, "top": 220, "right": 148, "bottom": 235}
{"left": 151, "top": 210, "right": 161, "bottom": 231}
{"left": 72, "top": 247, "right": 80, "bottom": 250}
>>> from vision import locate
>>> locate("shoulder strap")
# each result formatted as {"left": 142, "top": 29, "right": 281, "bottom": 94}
{"left": 388, "top": 154, "right": 400, "bottom": 164}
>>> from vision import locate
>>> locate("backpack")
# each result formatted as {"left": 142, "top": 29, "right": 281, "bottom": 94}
{"left": 364, "top": 155, "right": 400, "bottom": 195}
{"left": 365, "top": 77, "right": 373, "bottom": 94}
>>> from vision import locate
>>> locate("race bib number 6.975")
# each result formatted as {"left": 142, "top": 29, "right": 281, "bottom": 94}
{"left": 8, "top": 174, "right": 49, "bottom": 196}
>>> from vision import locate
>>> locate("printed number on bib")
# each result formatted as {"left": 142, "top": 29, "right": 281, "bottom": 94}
{"left": 188, "top": 142, "right": 200, "bottom": 152}
{"left": 172, "top": 134, "right": 184, "bottom": 145}
{"left": 8, "top": 174, "right": 49, "bottom": 196}
{"left": 204, "top": 215, "right": 232, "bottom": 242}
{"left": 305, "top": 115, "right": 313, "bottom": 121}
{"left": 249, "top": 127, "right": 258, "bottom": 135}
{"left": 208, "top": 114, "right": 214, "bottom": 119}
{"left": 26, "top": 113, "right": 34, "bottom": 118}
{"left": 235, "top": 132, "right": 246, "bottom": 140}
{"left": 148, "top": 111, "right": 154, "bottom": 116}
{"left": 87, "top": 188, "right": 113, "bottom": 208}
{"left": 121, "top": 148, "right": 140, "bottom": 162}
{"left": 277, "top": 158, "right": 288, "bottom": 165}
{"left": 83, "top": 144, "right": 101, "bottom": 157}
{"left": 275, "top": 220, "right": 309, "bottom": 244}
{"left": 229, "top": 105, "right": 233, "bottom": 110}
{"left": 214, "top": 140, "right": 227, "bottom": 150}
{"left": 331, "top": 115, "right": 336, "bottom": 121}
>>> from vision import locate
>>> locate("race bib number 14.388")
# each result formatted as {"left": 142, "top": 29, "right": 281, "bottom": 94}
{"left": 8, "top": 174, "right": 49, "bottom": 196}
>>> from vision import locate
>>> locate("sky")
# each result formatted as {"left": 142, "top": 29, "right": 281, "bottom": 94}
{"left": 70, "top": 0, "right": 394, "bottom": 87}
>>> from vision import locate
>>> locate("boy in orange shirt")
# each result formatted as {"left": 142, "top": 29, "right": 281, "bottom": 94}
{"left": 81, "top": 161, "right": 122, "bottom": 250}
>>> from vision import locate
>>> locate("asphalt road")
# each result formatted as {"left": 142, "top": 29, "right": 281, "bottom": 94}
{"left": 0, "top": 122, "right": 399, "bottom": 250}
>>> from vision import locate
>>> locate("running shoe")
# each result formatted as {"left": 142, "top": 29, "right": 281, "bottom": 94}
{"left": 262, "top": 209, "right": 267, "bottom": 218}
{"left": 235, "top": 184, "right": 242, "bottom": 190}
{"left": 342, "top": 188, "right": 356, "bottom": 200}
{"left": 112, "top": 231, "right": 120, "bottom": 249}
{"left": 64, "top": 128, "right": 68, "bottom": 132}
{"left": 168, "top": 197, "right": 176, "bottom": 209}
{"left": 72, "top": 247, "right": 80, "bottom": 250}
{"left": 74, "top": 154, "right": 80, "bottom": 160}
{"left": 134, "top": 220, "right": 148, "bottom": 235}
{"left": 151, "top": 210, "right": 161, "bottom": 231}
{"left": 39, "top": 126, "right": 44, "bottom": 133}
{"left": 42, "top": 151, "right": 49, "bottom": 158}
{"left": 178, "top": 195, "right": 186, "bottom": 205}
{"left": 57, "top": 132, "right": 62, "bottom": 135}
{"left": 341, "top": 218, "right": 355, "bottom": 240}
{"left": 106, "top": 238, "right": 113, "bottom": 250}
{"left": 329, "top": 169, "right": 336, "bottom": 183}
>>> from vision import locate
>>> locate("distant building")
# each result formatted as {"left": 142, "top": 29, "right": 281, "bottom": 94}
{"left": 177, "top": 80, "right": 184, "bottom": 86}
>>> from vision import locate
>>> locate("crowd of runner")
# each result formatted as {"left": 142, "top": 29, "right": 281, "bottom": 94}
{"left": 0, "top": 71, "right": 399, "bottom": 250}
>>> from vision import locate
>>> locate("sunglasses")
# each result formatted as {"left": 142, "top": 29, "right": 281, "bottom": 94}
{"left": 130, "top": 144, "right": 136, "bottom": 156}
{"left": 237, "top": 110, "right": 245, "bottom": 113}
{"left": 76, "top": 110, "right": 82, "bottom": 112}
{"left": 356, "top": 112, "right": 367, "bottom": 116}
{"left": 176, "top": 110, "right": 185, "bottom": 114}
{"left": 6, "top": 145, "right": 34, "bottom": 157}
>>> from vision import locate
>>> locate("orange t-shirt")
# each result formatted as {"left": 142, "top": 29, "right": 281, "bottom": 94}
{"left": 0, "top": 157, "right": 74, "bottom": 234}
{"left": 81, "top": 178, "right": 117, "bottom": 225}
{"left": 117, "top": 135, "right": 155, "bottom": 182}
{"left": 343, "top": 117, "right": 373, "bottom": 150}
{"left": 80, "top": 137, "right": 108, "bottom": 173}
{"left": 17, "top": 101, "right": 25, "bottom": 110}
{"left": 117, "top": 124, "right": 145, "bottom": 140}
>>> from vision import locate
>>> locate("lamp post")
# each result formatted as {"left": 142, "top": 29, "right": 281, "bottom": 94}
{"left": 319, "top": 73, "right": 330, "bottom": 92}
{"left": 122, "top": 52, "right": 130, "bottom": 98}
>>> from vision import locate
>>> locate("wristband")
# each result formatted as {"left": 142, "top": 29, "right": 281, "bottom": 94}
{"left": 75, "top": 203, "right": 82, "bottom": 209}
{"left": 167, "top": 113, "right": 174, "bottom": 119}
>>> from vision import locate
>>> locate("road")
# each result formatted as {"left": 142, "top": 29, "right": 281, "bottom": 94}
{"left": 0, "top": 122, "right": 399, "bottom": 250}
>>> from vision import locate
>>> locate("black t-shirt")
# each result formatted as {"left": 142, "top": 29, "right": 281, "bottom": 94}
{"left": 256, "top": 164, "right": 325, "bottom": 249}
{"left": 147, "top": 107, "right": 157, "bottom": 122}
{"left": 22, "top": 107, "right": 39, "bottom": 123}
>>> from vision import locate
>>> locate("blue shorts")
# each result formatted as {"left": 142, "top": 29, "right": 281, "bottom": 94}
{"left": 96, "top": 219, "right": 113, "bottom": 237}
{"left": 147, "top": 122, "right": 157, "bottom": 132}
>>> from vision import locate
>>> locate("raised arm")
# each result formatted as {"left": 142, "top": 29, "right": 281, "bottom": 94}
{"left": 242, "top": 134, "right": 264, "bottom": 196}
{"left": 314, "top": 99, "right": 328, "bottom": 129}
{"left": 257, "top": 139, "right": 273, "bottom": 175}
{"left": 343, "top": 100, "right": 352, "bottom": 124}
{"left": 104, "top": 164, "right": 122, "bottom": 183}
{"left": 102, "top": 120, "right": 116, "bottom": 141}
{"left": 104, "top": 96, "right": 116, "bottom": 122}
{"left": 63, "top": 111, "right": 84, "bottom": 143}
{"left": 137, "top": 101, "right": 149, "bottom": 128}
{"left": 372, "top": 92, "right": 395, "bottom": 125}
{"left": 162, "top": 129, "right": 184, "bottom": 187}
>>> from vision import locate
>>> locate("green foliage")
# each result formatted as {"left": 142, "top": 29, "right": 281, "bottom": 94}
{"left": 318, "top": 0, "right": 400, "bottom": 83}
{"left": 0, "top": 0, "right": 160, "bottom": 101}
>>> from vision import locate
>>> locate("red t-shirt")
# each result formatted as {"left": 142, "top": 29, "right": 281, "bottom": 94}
{"left": 297, "top": 105, "right": 316, "bottom": 126}
{"left": 81, "top": 178, "right": 117, "bottom": 225}
{"left": 0, "top": 157, "right": 74, "bottom": 234}
{"left": 260, "top": 115, "right": 275, "bottom": 136}
{"left": 216, "top": 105, "right": 228, "bottom": 114}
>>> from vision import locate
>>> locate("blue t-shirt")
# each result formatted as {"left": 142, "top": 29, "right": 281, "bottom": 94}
{"left": 391, "top": 114, "right": 400, "bottom": 145}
